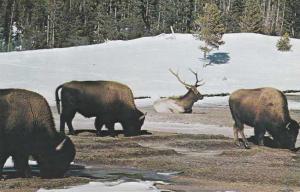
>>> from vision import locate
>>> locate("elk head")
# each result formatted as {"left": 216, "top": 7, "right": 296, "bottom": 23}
{"left": 169, "top": 68, "right": 205, "bottom": 101}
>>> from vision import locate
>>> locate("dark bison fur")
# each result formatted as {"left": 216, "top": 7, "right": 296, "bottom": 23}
{"left": 0, "top": 89, "right": 75, "bottom": 178}
{"left": 229, "top": 87, "right": 299, "bottom": 150}
{"left": 56, "top": 81, "right": 146, "bottom": 137}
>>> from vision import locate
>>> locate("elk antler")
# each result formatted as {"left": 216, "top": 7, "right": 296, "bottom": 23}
{"left": 188, "top": 68, "right": 205, "bottom": 87}
{"left": 169, "top": 69, "right": 193, "bottom": 88}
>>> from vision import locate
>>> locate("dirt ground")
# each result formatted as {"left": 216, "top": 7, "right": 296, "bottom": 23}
{"left": 1, "top": 97, "right": 300, "bottom": 192}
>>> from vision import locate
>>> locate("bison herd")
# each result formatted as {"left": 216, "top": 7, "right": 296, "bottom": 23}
{"left": 0, "top": 80, "right": 298, "bottom": 179}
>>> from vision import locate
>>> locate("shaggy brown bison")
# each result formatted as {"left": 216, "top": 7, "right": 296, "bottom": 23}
{"left": 0, "top": 89, "right": 75, "bottom": 178}
{"left": 229, "top": 87, "right": 299, "bottom": 150}
{"left": 55, "top": 81, "right": 146, "bottom": 136}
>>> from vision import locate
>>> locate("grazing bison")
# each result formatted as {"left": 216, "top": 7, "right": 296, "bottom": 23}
{"left": 55, "top": 81, "right": 146, "bottom": 136}
{"left": 229, "top": 87, "right": 299, "bottom": 150}
{"left": 0, "top": 89, "right": 75, "bottom": 178}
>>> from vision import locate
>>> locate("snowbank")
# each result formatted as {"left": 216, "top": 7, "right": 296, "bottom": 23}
{"left": 38, "top": 180, "right": 170, "bottom": 192}
{"left": 0, "top": 33, "right": 299, "bottom": 108}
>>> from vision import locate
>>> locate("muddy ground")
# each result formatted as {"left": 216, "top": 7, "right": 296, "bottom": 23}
{"left": 1, "top": 96, "right": 300, "bottom": 192}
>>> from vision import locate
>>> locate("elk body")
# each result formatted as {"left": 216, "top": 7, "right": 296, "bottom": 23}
{"left": 153, "top": 69, "right": 204, "bottom": 113}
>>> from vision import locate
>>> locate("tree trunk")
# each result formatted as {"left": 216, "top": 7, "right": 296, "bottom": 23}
{"left": 47, "top": 14, "right": 50, "bottom": 47}
{"left": 7, "top": 0, "right": 15, "bottom": 52}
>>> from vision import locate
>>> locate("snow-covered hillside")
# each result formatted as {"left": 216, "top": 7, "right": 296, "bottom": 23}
{"left": 0, "top": 33, "right": 299, "bottom": 107}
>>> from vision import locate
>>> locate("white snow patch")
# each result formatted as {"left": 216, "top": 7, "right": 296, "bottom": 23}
{"left": 144, "top": 121, "right": 251, "bottom": 138}
{"left": 0, "top": 33, "right": 300, "bottom": 108}
{"left": 3, "top": 157, "right": 37, "bottom": 168}
{"left": 153, "top": 98, "right": 185, "bottom": 113}
{"left": 288, "top": 100, "right": 300, "bottom": 110}
{"left": 156, "top": 171, "right": 183, "bottom": 176}
{"left": 38, "top": 180, "right": 172, "bottom": 192}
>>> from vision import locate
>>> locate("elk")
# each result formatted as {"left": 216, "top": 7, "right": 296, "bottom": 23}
{"left": 153, "top": 69, "right": 205, "bottom": 113}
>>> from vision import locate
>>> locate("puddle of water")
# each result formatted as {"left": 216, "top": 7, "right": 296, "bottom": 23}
{"left": 65, "top": 165, "right": 176, "bottom": 182}
{"left": 2, "top": 160, "right": 178, "bottom": 185}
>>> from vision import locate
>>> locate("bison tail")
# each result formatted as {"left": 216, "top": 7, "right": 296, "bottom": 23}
{"left": 55, "top": 84, "right": 64, "bottom": 114}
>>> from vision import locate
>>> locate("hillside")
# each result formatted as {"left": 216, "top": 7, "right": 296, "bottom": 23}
{"left": 0, "top": 33, "right": 299, "bottom": 108}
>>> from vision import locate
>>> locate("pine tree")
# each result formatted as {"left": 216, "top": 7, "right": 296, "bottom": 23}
{"left": 1, "top": 0, "right": 300, "bottom": 52}
{"left": 226, "top": 0, "right": 244, "bottom": 33}
{"left": 276, "top": 32, "right": 292, "bottom": 51}
{"left": 240, "top": 0, "right": 263, "bottom": 33}
{"left": 193, "top": 3, "right": 225, "bottom": 59}
{"left": 283, "top": 0, "right": 300, "bottom": 38}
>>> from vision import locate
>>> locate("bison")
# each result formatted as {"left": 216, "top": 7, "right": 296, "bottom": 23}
{"left": 0, "top": 89, "right": 75, "bottom": 178}
{"left": 55, "top": 81, "right": 146, "bottom": 137}
{"left": 229, "top": 87, "right": 299, "bottom": 150}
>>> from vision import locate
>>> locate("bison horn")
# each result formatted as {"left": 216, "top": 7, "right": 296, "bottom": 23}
{"left": 56, "top": 138, "right": 67, "bottom": 151}
{"left": 286, "top": 122, "right": 291, "bottom": 130}
{"left": 139, "top": 112, "right": 147, "bottom": 121}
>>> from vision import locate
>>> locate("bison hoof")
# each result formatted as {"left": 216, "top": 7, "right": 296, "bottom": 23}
{"left": 110, "top": 133, "right": 117, "bottom": 137}
{"left": 24, "top": 173, "right": 32, "bottom": 178}
{"left": 291, "top": 147, "right": 300, "bottom": 152}
{"left": 68, "top": 131, "right": 76, "bottom": 136}
{"left": 257, "top": 141, "right": 264, "bottom": 146}
{"left": 234, "top": 141, "right": 242, "bottom": 148}
{"left": 243, "top": 142, "right": 251, "bottom": 149}
{"left": 234, "top": 141, "right": 250, "bottom": 149}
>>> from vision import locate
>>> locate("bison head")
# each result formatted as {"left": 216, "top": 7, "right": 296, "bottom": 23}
{"left": 278, "top": 120, "right": 299, "bottom": 149}
{"left": 38, "top": 136, "right": 75, "bottom": 178}
{"left": 123, "top": 110, "right": 146, "bottom": 136}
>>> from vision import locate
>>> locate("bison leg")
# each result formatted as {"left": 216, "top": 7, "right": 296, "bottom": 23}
{"left": 12, "top": 154, "right": 31, "bottom": 178}
{"left": 239, "top": 129, "right": 250, "bottom": 149}
{"left": 106, "top": 123, "right": 117, "bottom": 137}
{"left": 61, "top": 109, "right": 76, "bottom": 135}
{"left": 233, "top": 123, "right": 243, "bottom": 147}
{"left": 94, "top": 117, "right": 104, "bottom": 136}
{"left": 233, "top": 125, "right": 241, "bottom": 147}
{"left": 60, "top": 115, "right": 66, "bottom": 135}
{"left": 254, "top": 126, "right": 266, "bottom": 146}
{"left": 0, "top": 154, "right": 9, "bottom": 179}
{"left": 233, "top": 122, "right": 250, "bottom": 149}
{"left": 66, "top": 120, "right": 76, "bottom": 135}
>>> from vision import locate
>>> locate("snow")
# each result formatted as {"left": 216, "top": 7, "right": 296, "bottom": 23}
{"left": 38, "top": 180, "right": 171, "bottom": 192}
{"left": 3, "top": 157, "right": 37, "bottom": 168}
{"left": 1, "top": 32, "right": 300, "bottom": 191}
{"left": 153, "top": 98, "right": 185, "bottom": 113}
{"left": 0, "top": 33, "right": 299, "bottom": 108}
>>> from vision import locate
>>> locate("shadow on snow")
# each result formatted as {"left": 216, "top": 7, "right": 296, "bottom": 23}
{"left": 200, "top": 52, "right": 231, "bottom": 67}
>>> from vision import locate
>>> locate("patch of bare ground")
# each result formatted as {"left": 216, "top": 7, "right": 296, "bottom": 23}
{"left": 0, "top": 177, "right": 91, "bottom": 192}
{"left": 1, "top": 131, "right": 300, "bottom": 192}
{"left": 2, "top": 102, "right": 300, "bottom": 192}
{"left": 70, "top": 131, "right": 300, "bottom": 191}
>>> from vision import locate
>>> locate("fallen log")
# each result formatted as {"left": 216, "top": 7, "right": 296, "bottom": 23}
{"left": 202, "top": 93, "right": 230, "bottom": 97}
{"left": 137, "top": 89, "right": 300, "bottom": 100}
{"left": 283, "top": 90, "right": 300, "bottom": 94}
{"left": 134, "top": 96, "right": 151, "bottom": 99}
